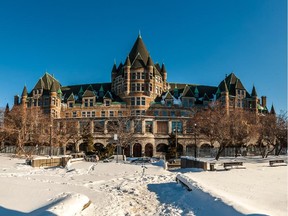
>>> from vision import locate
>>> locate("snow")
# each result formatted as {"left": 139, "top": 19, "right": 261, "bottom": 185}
{"left": 0, "top": 153, "right": 287, "bottom": 216}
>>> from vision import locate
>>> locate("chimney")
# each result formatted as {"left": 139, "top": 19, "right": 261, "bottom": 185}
{"left": 261, "top": 96, "right": 267, "bottom": 108}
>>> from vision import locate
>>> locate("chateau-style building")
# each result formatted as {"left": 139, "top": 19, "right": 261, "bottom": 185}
{"left": 13, "top": 34, "right": 275, "bottom": 157}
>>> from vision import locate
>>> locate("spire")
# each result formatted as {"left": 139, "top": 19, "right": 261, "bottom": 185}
{"left": 5, "top": 103, "right": 9, "bottom": 113}
{"left": 99, "top": 85, "right": 104, "bottom": 97}
{"left": 21, "top": 85, "right": 28, "bottom": 97}
{"left": 112, "top": 62, "right": 117, "bottom": 73}
{"left": 124, "top": 56, "right": 131, "bottom": 67}
{"left": 224, "top": 81, "right": 229, "bottom": 92}
{"left": 78, "top": 86, "right": 84, "bottom": 95}
{"left": 147, "top": 55, "right": 153, "bottom": 66}
{"left": 194, "top": 86, "right": 199, "bottom": 97}
{"left": 129, "top": 34, "right": 149, "bottom": 64}
{"left": 270, "top": 104, "right": 276, "bottom": 115}
{"left": 251, "top": 85, "right": 257, "bottom": 97}
{"left": 161, "top": 63, "right": 166, "bottom": 73}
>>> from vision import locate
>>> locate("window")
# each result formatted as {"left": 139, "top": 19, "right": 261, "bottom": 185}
{"left": 141, "top": 84, "right": 145, "bottom": 91}
{"left": 105, "top": 100, "right": 110, "bottom": 106}
{"left": 137, "top": 72, "right": 140, "bottom": 79}
{"left": 162, "top": 110, "right": 168, "bottom": 116}
{"left": 136, "top": 110, "right": 141, "bottom": 116}
{"left": 154, "top": 110, "right": 159, "bottom": 116}
{"left": 131, "top": 83, "right": 136, "bottom": 91}
{"left": 141, "top": 97, "right": 145, "bottom": 106}
{"left": 166, "top": 100, "right": 172, "bottom": 107}
{"left": 94, "top": 120, "right": 104, "bottom": 133}
{"left": 149, "top": 72, "right": 153, "bottom": 79}
{"left": 132, "top": 73, "right": 136, "bottom": 80}
{"left": 89, "top": 99, "right": 93, "bottom": 107}
{"left": 84, "top": 99, "right": 88, "bottom": 107}
{"left": 145, "top": 121, "right": 153, "bottom": 133}
{"left": 136, "top": 97, "right": 141, "bottom": 106}
{"left": 65, "top": 113, "right": 69, "bottom": 118}
{"left": 157, "top": 121, "right": 168, "bottom": 134}
{"left": 149, "top": 83, "right": 153, "bottom": 91}
{"left": 92, "top": 111, "right": 96, "bottom": 117}
{"left": 101, "top": 111, "right": 105, "bottom": 117}
{"left": 141, "top": 72, "right": 145, "bottom": 79}
{"left": 171, "top": 111, "right": 175, "bottom": 117}
{"left": 69, "top": 102, "right": 73, "bottom": 108}
{"left": 72, "top": 111, "right": 77, "bottom": 118}
{"left": 134, "top": 120, "right": 142, "bottom": 133}
{"left": 109, "top": 111, "right": 114, "bottom": 117}
{"left": 82, "top": 112, "right": 86, "bottom": 117}
{"left": 118, "top": 110, "right": 122, "bottom": 117}
{"left": 172, "top": 121, "right": 183, "bottom": 134}
{"left": 87, "top": 112, "right": 91, "bottom": 117}
{"left": 131, "top": 97, "right": 135, "bottom": 106}
{"left": 136, "top": 83, "right": 141, "bottom": 91}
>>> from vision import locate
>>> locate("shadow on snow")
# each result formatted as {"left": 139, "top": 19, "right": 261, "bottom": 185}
{"left": 148, "top": 182, "right": 268, "bottom": 216}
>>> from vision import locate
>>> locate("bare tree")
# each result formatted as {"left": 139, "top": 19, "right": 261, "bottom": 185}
{"left": 106, "top": 116, "right": 137, "bottom": 158}
{"left": 195, "top": 104, "right": 254, "bottom": 160}
{"left": 257, "top": 111, "right": 287, "bottom": 157}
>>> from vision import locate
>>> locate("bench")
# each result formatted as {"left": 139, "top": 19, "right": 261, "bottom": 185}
{"left": 269, "top": 160, "right": 286, "bottom": 166}
{"left": 223, "top": 162, "right": 244, "bottom": 170}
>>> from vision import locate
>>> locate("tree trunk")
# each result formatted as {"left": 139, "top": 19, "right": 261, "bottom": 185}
{"left": 265, "top": 145, "right": 276, "bottom": 158}
{"left": 215, "top": 145, "right": 225, "bottom": 160}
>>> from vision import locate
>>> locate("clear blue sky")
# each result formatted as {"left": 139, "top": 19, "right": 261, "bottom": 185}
{"left": 0, "top": 0, "right": 286, "bottom": 113}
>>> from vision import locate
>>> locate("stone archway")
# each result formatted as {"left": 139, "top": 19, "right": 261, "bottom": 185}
{"left": 156, "top": 143, "right": 168, "bottom": 153}
{"left": 123, "top": 145, "right": 131, "bottom": 157}
{"left": 186, "top": 144, "right": 196, "bottom": 157}
{"left": 94, "top": 143, "right": 104, "bottom": 153}
{"left": 199, "top": 143, "right": 211, "bottom": 157}
{"left": 145, "top": 143, "right": 153, "bottom": 157}
{"left": 133, "top": 143, "right": 142, "bottom": 157}
{"left": 79, "top": 142, "right": 88, "bottom": 152}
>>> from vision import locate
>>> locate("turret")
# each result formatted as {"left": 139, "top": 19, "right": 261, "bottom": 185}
{"left": 221, "top": 81, "right": 229, "bottom": 115}
{"left": 161, "top": 63, "right": 167, "bottom": 91}
{"left": 251, "top": 85, "right": 258, "bottom": 115}
{"left": 21, "top": 85, "right": 28, "bottom": 108}
{"left": 124, "top": 56, "right": 131, "bottom": 94}
{"left": 111, "top": 61, "right": 117, "bottom": 82}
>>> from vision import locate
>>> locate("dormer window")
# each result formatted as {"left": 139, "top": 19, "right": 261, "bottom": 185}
{"left": 105, "top": 100, "right": 111, "bottom": 106}
{"left": 68, "top": 102, "right": 74, "bottom": 108}
{"left": 166, "top": 99, "right": 173, "bottom": 107}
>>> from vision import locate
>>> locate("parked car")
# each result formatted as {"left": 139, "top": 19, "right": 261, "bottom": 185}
{"left": 130, "top": 157, "right": 151, "bottom": 164}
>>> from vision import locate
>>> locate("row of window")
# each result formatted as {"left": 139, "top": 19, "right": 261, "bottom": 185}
{"left": 131, "top": 97, "right": 146, "bottom": 106}
{"left": 70, "top": 110, "right": 123, "bottom": 118}
{"left": 77, "top": 120, "right": 184, "bottom": 134}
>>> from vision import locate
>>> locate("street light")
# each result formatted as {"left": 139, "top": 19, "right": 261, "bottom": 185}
{"left": 114, "top": 134, "right": 119, "bottom": 163}
{"left": 194, "top": 123, "right": 197, "bottom": 158}
{"left": 49, "top": 124, "right": 52, "bottom": 157}
{"left": 173, "top": 123, "right": 180, "bottom": 158}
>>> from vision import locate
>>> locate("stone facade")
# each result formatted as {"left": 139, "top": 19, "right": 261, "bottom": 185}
{"left": 13, "top": 34, "right": 274, "bottom": 157}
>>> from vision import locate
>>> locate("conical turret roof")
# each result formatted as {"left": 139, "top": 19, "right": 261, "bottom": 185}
{"left": 21, "top": 86, "right": 28, "bottom": 97}
{"left": 129, "top": 35, "right": 149, "bottom": 64}
{"left": 251, "top": 85, "right": 257, "bottom": 97}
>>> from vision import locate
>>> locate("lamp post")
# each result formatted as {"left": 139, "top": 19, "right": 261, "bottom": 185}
{"left": 49, "top": 124, "right": 52, "bottom": 157}
{"left": 173, "top": 123, "right": 180, "bottom": 159}
{"left": 194, "top": 123, "right": 197, "bottom": 158}
{"left": 114, "top": 134, "right": 118, "bottom": 163}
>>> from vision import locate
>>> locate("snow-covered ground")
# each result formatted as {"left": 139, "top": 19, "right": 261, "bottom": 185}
{"left": 0, "top": 153, "right": 287, "bottom": 216}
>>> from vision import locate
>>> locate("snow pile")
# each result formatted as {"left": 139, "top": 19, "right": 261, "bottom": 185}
{"left": 31, "top": 193, "right": 90, "bottom": 216}
{"left": 0, "top": 153, "right": 287, "bottom": 216}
